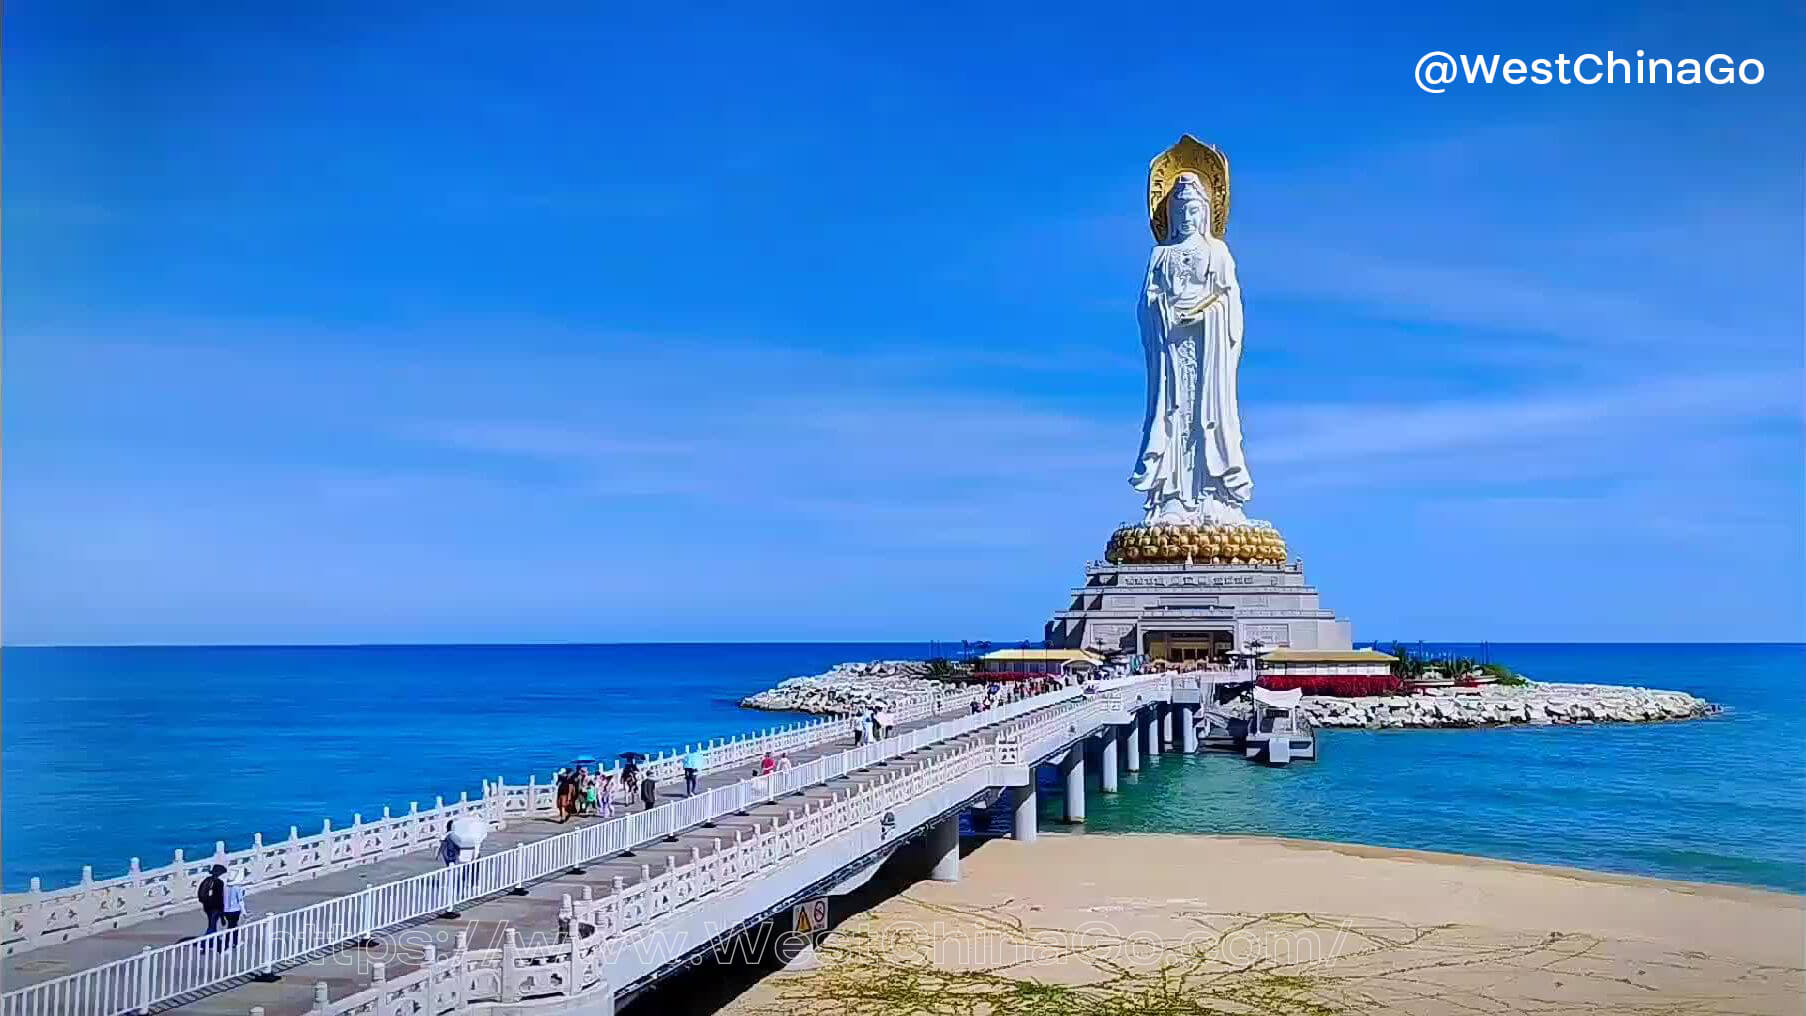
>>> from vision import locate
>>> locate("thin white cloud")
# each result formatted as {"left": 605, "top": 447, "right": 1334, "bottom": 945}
{"left": 1257, "top": 371, "right": 1796, "bottom": 468}
{"left": 1253, "top": 248, "right": 1767, "bottom": 357}
{"left": 427, "top": 421, "right": 701, "bottom": 460}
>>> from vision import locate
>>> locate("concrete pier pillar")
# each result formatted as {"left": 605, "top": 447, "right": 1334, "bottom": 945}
{"left": 1123, "top": 719, "right": 1141, "bottom": 773}
{"left": 1062, "top": 746, "right": 1085, "bottom": 823}
{"left": 1141, "top": 710, "right": 1158, "bottom": 759}
{"left": 1012, "top": 782, "right": 1038, "bottom": 843}
{"left": 1099, "top": 728, "right": 1119, "bottom": 792}
{"left": 1179, "top": 704, "right": 1198, "bottom": 753}
{"left": 1154, "top": 704, "right": 1169, "bottom": 753}
{"left": 928, "top": 814, "right": 960, "bottom": 882}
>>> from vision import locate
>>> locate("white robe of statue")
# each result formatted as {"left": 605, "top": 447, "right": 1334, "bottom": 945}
{"left": 1129, "top": 172, "right": 1253, "bottom": 525}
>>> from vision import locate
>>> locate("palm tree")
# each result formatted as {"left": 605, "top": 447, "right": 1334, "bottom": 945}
{"left": 1387, "top": 643, "right": 1428, "bottom": 682}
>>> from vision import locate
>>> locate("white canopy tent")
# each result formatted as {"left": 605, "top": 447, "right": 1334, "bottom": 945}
{"left": 1251, "top": 686, "right": 1303, "bottom": 709}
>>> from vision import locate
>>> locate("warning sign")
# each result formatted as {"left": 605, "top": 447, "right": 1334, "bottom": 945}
{"left": 792, "top": 897, "right": 829, "bottom": 935}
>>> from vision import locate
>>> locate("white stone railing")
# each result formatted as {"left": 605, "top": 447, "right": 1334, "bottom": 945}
{"left": 634, "top": 684, "right": 986, "bottom": 785}
{"left": 1100, "top": 674, "right": 1173, "bottom": 713}
{"left": 301, "top": 678, "right": 1150, "bottom": 1015}
{"left": 291, "top": 919, "right": 609, "bottom": 1016}
{"left": 995, "top": 698, "right": 1115, "bottom": 765}
{"left": 585, "top": 741, "right": 999, "bottom": 960}
{"left": 304, "top": 733, "right": 1009, "bottom": 1015}
{"left": 0, "top": 683, "right": 1103, "bottom": 1016}
{"left": 1, "top": 683, "right": 987, "bottom": 958}
{"left": 0, "top": 791, "right": 496, "bottom": 960}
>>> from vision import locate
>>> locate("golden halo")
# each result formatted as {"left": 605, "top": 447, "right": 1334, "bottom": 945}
{"left": 1148, "top": 135, "right": 1230, "bottom": 240}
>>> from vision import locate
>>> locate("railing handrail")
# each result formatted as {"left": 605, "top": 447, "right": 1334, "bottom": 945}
{"left": 309, "top": 690, "right": 1122, "bottom": 1015}
{"left": 1, "top": 682, "right": 989, "bottom": 955}
{"left": 307, "top": 698, "right": 1090, "bottom": 1016}
{"left": 0, "top": 680, "right": 1119, "bottom": 1016}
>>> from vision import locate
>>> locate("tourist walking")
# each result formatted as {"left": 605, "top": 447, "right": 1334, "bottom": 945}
{"left": 640, "top": 770, "right": 658, "bottom": 811}
{"left": 776, "top": 753, "right": 792, "bottom": 771}
{"left": 196, "top": 863, "right": 227, "bottom": 940}
{"left": 620, "top": 758, "right": 641, "bottom": 804}
{"left": 582, "top": 768, "right": 600, "bottom": 817}
{"left": 440, "top": 822, "right": 461, "bottom": 867}
{"left": 556, "top": 767, "right": 582, "bottom": 823}
{"left": 875, "top": 707, "right": 895, "bottom": 740}
{"left": 759, "top": 750, "right": 777, "bottom": 776}
{"left": 439, "top": 819, "right": 482, "bottom": 898}
{"left": 219, "top": 877, "right": 249, "bottom": 950}
{"left": 597, "top": 770, "right": 616, "bottom": 819}
{"left": 683, "top": 747, "right": 704, "bottom": 796}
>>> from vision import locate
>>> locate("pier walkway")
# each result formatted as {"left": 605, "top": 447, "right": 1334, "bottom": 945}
{"left": 2, "top": 675, "right": 1202, "bottom": 1016}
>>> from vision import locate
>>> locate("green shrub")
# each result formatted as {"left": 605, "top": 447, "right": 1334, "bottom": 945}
{"left": 1480, "top": 662, "right": 1528, "bottom": 686}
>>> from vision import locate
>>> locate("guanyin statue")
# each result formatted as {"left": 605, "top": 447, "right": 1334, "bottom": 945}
{"left": 1128, "top": 137, "right": 1254, "bottom": 527}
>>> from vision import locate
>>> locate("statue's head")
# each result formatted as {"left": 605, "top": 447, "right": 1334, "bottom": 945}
{"left": 1169, "top": 172, "right": 1210, "bottom": 242}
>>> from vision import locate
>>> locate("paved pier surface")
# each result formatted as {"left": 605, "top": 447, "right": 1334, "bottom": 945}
{"left": 1, "top": 703, "right": 974, "bottom": 1014}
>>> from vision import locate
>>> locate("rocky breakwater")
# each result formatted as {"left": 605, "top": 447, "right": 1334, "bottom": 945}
{"left": 1302, "top": 682, "right": 1717, "bottom": 729}
{"left": 740, "top": 660, "right": 953, "bottom": 715}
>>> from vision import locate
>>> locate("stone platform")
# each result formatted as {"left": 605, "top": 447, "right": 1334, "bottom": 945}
{"left": 1044, "top": 558, "right": 1353, "bottom": 657}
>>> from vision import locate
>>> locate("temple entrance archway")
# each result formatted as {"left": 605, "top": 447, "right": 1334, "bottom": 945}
{"left": 1142, "top": 628, "right": 1234, "bottom": 664}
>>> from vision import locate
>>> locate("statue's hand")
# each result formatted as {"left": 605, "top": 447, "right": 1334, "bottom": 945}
{"left": 1170, "top": 292, "right": 1219, "bottom": 325}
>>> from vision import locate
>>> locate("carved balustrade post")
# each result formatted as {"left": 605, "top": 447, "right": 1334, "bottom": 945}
{"left": 125, "top": 856, "right": 143, "bottom": 914}
{"left": 501, "top": 928, "right": 521, "bottom": 1002}
{"left": 452, "top": 932, "right": 471, "bottom": 1006}
{"left": 568, "top": 920, "right": 583, "bottom": 996}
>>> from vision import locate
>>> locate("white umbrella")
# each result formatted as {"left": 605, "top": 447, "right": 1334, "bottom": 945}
{"left": 449, "top": 816, "right": 488, "bottom": 853}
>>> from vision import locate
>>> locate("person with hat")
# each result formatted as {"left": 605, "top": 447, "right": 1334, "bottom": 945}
{"left": 196, "top": 864, "right": 228, "bottom": 940}
{"left": 220, "top": 875, "right": 250, "bottom": 949}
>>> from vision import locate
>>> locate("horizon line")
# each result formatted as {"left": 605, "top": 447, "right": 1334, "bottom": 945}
{"left": 5, "top": 639, "right": 1804, "bottom": 650}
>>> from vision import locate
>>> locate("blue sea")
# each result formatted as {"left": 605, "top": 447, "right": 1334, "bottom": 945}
{"left": 3, "top": 643, "right": 1802, "bottom": 894}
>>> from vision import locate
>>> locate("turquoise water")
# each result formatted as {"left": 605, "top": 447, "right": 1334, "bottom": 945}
{"left": 4, "top": 643, "right": 1802, "bottom": 893}
{"left": 1070, "top": 643, "right": 1806, "bottom": 892}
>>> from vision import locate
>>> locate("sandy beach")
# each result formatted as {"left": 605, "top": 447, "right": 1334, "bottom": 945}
{"left": 720, "top": 834, "right": 1805, "bottom": 1016}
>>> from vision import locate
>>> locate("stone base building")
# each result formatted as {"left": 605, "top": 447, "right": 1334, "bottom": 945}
{"left": 1044, "top": 559, "right": 1354, "bottom": 661}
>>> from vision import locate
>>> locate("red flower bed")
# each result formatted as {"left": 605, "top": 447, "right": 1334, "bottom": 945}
{"left": 1258, "top": 674, "right": 1402, "bottom": 697}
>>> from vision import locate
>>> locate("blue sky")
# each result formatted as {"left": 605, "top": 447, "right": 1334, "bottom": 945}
{"left": 5, "top": 3, "right": 1803, "bottom": 645}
